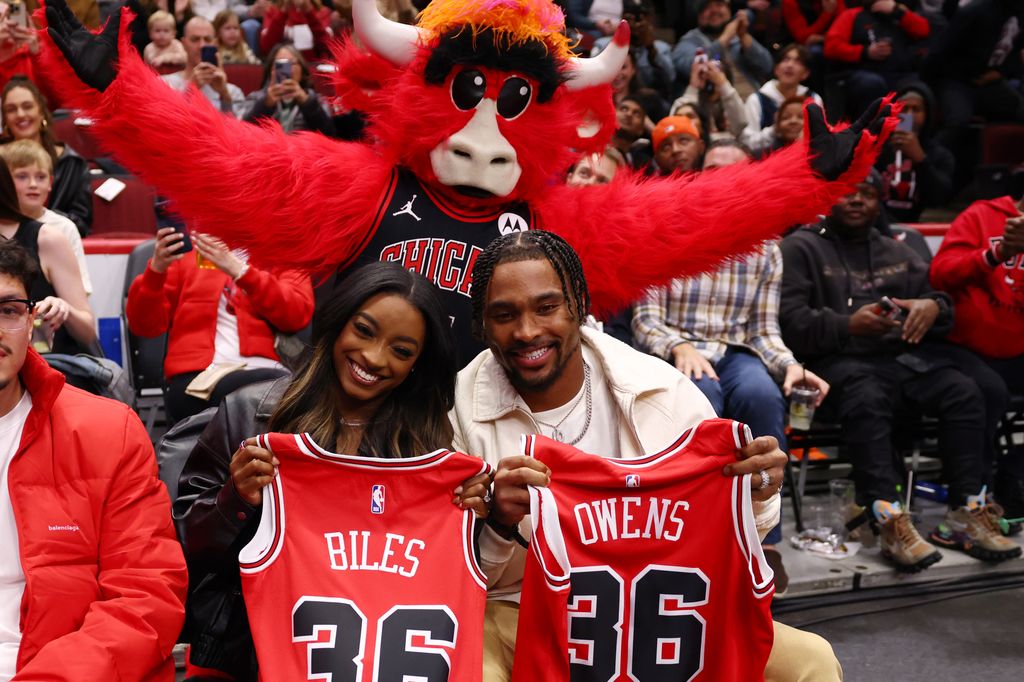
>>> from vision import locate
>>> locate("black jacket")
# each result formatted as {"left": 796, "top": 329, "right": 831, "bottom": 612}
{"left": 779, "top": 222, "right": 953, "bottom": 364}
{"left": 873, "top": 79, "right": 954, "bottom": 223}
{"left": 51, "top": 146, "right": 93, "bottom": 237}
{"left": 171, "top": 378, "right": 287, "bottom": 680}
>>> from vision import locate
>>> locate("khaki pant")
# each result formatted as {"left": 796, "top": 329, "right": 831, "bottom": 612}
{"left": 482, "top": 600, "right": 843, "bottom": 682}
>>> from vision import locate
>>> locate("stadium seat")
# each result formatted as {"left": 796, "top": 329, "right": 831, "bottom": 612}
{"left": 981, "top": 123, "right": 1024, "bottom": 167}
{"left": 90, "top": 176, "right": 159, "bottom": 237}
{"left": 224, "top": 63, "right": 265, "bottom": 95}
{"left": 51, "top": 114, "right": 108, "bottom": 162}
{"left": 124, "top": 239, "right": 168, "bottom": 438}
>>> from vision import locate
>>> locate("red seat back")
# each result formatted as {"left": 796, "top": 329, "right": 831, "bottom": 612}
{"left": 90, "top": 177, "right": 158, "bottom": 236}
{"left": 224, "top": 64, "right": 265, "bottom": 95}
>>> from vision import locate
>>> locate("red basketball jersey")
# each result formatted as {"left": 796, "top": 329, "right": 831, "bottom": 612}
{"left": 239, "top": 432, "right": 492, "bottom": 682}
{"left": 512, "top": 419, "right": 775, "bottom": 682}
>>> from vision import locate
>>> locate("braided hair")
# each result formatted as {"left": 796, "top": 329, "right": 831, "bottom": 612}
{"left": 470, "top": 231, "right": 590, "bottom": 341}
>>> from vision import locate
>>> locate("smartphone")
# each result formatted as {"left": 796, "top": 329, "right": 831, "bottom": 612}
{"left": 8, "top": 2, "right": 28, "bottom": 29}
{"left": 274, "top": 58, "right": 292, "bottom": 84}
{"left": 876, "top": 296, "right": 903, "bottom": 321}
{"left": 172, "top": 225, "right": 194, "bottom": 254}
{"left": 200, "top": 45, "right": 219, "bottom": 65}
{"left": 897, "top": 111, "right": 914, "bottom": 132}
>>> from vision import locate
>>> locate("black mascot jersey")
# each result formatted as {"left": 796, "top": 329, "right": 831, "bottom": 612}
{"left": 339, "top": 168, "right": 535, "bottom": 364}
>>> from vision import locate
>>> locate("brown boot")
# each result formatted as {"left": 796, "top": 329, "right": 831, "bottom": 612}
{"left": 929, "top": 505, "right": 1023, "bottom": 562}
{"left": 877, "top": 506, "right": 942, "bottom": 572}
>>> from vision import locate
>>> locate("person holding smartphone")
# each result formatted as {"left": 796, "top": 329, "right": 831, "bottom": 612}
{"left": 126, "top": 224, "right": 315, "bottom": 424}
{"left": 241, "top": 43, "right": 334, "bottom": 134}
{"left": 161, "top": 16, "right": 246, "bottom": 118}
{"left": 0, "top": 1, "right": 39, "bottom": 88}
{"left": 872, "top": 80, "right": 954, "bottom": 223}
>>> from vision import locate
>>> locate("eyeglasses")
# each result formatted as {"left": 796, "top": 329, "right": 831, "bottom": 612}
{"left": 0, "top": 299, "right": 35, "bottom": 331}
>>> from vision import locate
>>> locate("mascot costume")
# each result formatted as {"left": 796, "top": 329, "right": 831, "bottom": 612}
{"left": 39, "top": 0, "right": 894, "bottom": 361}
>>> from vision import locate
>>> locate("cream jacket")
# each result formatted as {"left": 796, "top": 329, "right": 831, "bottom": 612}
{"left": 450, "top": 327, "right": 782, "bottom": 602}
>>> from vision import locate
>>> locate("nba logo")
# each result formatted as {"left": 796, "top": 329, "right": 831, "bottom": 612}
{"left": 626, "top": 475, "right": 640, "bottom": 488}
{"left": 371, "top": 485, "right": 385, "bottom": 514}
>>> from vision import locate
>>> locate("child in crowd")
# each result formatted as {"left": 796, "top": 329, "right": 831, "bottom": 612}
{"left": 215, "top": 10, "right": 260, "bottom": 65}
{"left": 0, "top": 140, "right": 91, "bottom": 294}
{"left": 143, "top": 10, "right": 187, "bottom": 69}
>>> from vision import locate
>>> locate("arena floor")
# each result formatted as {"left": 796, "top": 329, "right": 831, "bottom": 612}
{"left": 776, "top": 495, "right": 1024, "bottom": 680}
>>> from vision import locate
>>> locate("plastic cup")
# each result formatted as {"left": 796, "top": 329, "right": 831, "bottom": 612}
{"left": 788, "top": 385, "right": 820, "bottom": 430}
{"left": 829, "top": 479, "right": 855, "bottom": 542}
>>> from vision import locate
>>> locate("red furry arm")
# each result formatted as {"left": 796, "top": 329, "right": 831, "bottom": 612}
{"left": 540, "top": 138, "right": 888, "bottom": 315}
{"left": 38, "top": 14, "right": 390, "bottom": 272}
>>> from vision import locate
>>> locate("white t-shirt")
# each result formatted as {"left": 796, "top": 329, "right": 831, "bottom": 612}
{"left": 41, "top": 209, "right": 92, "bottom": 295}
{"left": 0, "top": 391, "right": 34, "bottom": 682}
{"left": 211, "top": 293, "right": 283, "bottom": 371}
{"left": 524, "top": 345, "right": 619, "bottom": 456}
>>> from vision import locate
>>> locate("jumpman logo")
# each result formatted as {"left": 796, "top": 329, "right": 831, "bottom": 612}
{"left": 392, "top": 194, "right": 422, "bottom": 221}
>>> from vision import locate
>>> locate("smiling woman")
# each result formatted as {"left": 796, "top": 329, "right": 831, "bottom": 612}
{"left": 0, "top": 78, "right": 92, "bottom": 236}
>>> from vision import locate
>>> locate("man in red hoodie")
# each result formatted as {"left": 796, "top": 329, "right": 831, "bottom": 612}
{"left": 931, "top": 192, "right": 1024, "bottom": 519}
{"left": 0, "top": 238, "right": 187, "bottom": 680}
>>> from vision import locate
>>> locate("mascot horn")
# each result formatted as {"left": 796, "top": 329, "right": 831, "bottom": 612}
{"left": 39, "top": 0, "right": 895, "bottom": 361}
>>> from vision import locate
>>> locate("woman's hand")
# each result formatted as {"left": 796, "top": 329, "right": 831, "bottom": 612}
{"left": 280, "top": 78, "right": 309, "bottom": 104}
{"left": 193, "top": 232, "right": 246, "bottom": 279}
{"left": 34, "top": 296, "right": 70, "bottom": 331}
{"left": 150, "top": 226, "right": 187, "bottom": 273}
{"left": 230, "top": 437, "right": 279, "bottom": 506}
{"left": 453, "top": 471, "right": 493, "bottom": 519}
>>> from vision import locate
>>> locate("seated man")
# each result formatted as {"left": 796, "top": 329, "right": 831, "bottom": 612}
{"left": 452, "top": 230, "right": 843, "bottom": 682}
{"left": 779, "top": 172, "right": 1021, "bottom": 571}
{"left": 873, "top": 81, "right": 954, "bottom": 223}
{"left": 0, "top": 239, "right": 187, "bottom": 679}
{"left": 672, "top": 0, "right": 773, "bottom": 99}
{"left": 163, "top": 15, "right": 245, "bottom": 118}
{"left": 824, "top": 0, "right": 930, "bottom": 117}
{"left": 930, "top": 191, "right": 1024, "bottom": 520}
{"left": 592, "top": 1, "right": 676, "bottom": 101}
{"left": 648, "top": 114, "right": 705, "bottom": 175}
{"left": 633, "top": 138, "right": 829, "bottom": 579}
{"left": 610, "top": 95, "right": 653, "bottom": 169}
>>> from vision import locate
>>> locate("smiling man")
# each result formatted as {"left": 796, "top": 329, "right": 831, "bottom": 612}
{"left": 451, "top": 230, "right": 842, "bottom": 682}
{"left": 0, "top": 239, "right": 186, "bottom": 680}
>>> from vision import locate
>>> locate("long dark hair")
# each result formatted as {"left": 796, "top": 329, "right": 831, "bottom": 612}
{"left": 0, "top": 163, "right": 30, "bottom": 224}
{"left": 1, "top": 78, "right": 58, "bottom": 166}
{"left": 261, "top": 43, "right": 312, "bottom": 91}
{"left": 270, "top": 262, "right": 456, "bottom": 457}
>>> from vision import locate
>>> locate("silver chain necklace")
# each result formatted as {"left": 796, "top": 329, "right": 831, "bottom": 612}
{"left": 534, "top": 362, "right": 592, "bottom": 446}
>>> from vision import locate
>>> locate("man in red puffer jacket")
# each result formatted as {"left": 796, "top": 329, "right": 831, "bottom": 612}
{"left": 0, "top": 239, "right": 187, "bottom": 681}
{"left": 931, "top": 192, "right": 1024, "bottom": 520}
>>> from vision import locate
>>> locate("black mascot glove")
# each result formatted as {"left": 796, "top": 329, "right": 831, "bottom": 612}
{"left": 807, "top": 98, "right": 890, "bottom": 181}
{"left": 46, "top": 0, "right": 125, "bottom": 92}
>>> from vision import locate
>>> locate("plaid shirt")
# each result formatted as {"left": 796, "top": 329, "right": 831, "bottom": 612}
{"left": 632, "top": 241, "right": 797, "bottom": 380}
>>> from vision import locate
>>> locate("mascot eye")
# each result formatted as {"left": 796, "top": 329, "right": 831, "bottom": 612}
{"left": 497, "top": 77, "right": 532, "bottom": 119}
{"left": 452, "top": 69, "right": 487, "bottom": 111}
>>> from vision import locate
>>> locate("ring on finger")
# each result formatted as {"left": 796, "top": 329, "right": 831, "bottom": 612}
{"left": 758, "top": 469, "right": 771, "bottom": 490}
{"left": 483, "top": 490, "right": 492, "bottom": 505}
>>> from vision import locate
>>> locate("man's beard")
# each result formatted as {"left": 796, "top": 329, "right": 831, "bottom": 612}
{"left": 701, "top": 21, "right": 727, "bottom": 38}
{"left": 614, "top": 127, "right": 641, "bottom": 143}
{"left": 506, "top": 343, "right": 568, "bottom": 395}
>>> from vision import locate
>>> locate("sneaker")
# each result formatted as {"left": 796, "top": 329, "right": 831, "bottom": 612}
{"left": 985, "top": 500, "right": 1022, "bottom": 537}
{"left": 929, "top": 504, "right": 1023, "bottom": 562}
{"left": 874, "top": 501, "right": 943, "bottom": 572}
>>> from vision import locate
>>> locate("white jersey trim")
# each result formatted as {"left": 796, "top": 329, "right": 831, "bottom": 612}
{"left": 239, "top": 433, "right": 287, "bottom": 573}
{"left": 731, "top": 474, "right": 775, "bottom": 599}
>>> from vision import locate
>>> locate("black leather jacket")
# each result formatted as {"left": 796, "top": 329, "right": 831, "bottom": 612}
{"left": 171, "top": 377, "right": 287, "bottom": 680}
{"left": 52, "top": 146, "right": 93, "bottom": 237}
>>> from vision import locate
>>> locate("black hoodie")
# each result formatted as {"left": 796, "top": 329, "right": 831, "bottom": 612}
{"left": 873, "top": 80, "right": 955, "bottom": 223}
{"left": 779, "top": 221, "right": 953, "bottom": 366}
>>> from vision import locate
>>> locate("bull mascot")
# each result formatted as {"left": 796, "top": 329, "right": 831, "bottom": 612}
{"left": 40, "top": 0, "right": 893, "bottom": 360}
